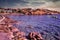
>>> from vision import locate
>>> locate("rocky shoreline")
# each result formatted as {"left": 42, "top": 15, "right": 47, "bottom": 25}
{"left": 0, "top": 15, "right": 43, "bottom": 40}
{"left": 0, "top": 8, "right": 60, "bottom": 15}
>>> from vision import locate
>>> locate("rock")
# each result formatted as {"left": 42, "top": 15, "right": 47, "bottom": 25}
{"left": 27, "top": 32, "right": 43, "bottom": 40}
{"left": 0, "top": 32, "right": 10, "bottom": 40}
{"left": 0, "top": 15, "right": 44, "bottom": 40}
{"left": 18, "top": 37, "right": 28, "bottom": 40}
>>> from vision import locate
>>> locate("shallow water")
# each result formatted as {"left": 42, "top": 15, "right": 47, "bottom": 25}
{"left": 8, "top": 14, "right": 60, "bottom": 40}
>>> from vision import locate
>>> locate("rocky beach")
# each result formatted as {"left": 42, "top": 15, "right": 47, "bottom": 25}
{"left": 0, "top": 0, "right": 60, "bottom": 40}
{"left": 0, "top": 8, "right": 60, "bottom": 40}
{"left": 0, "top": 15, "right": 43, "bottom": 40}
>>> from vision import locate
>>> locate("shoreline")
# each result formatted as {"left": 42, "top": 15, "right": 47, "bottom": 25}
{"left": 0, "top": 13, "right": 60, "bottom": 16}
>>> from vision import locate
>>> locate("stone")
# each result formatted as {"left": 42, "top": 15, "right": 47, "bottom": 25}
{"left": 28, "top": 32, "right": 43, "bottom": 40}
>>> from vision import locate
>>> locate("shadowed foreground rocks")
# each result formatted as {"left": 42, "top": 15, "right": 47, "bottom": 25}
{"left": 27, "top": 32, "right": 43, "bottom": 40}
{"left": 0, "top": 15, "right": 43, "bottom": 40}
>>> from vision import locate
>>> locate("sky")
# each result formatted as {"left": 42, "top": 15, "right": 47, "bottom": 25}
{"left": 0, "top": 0, "right": 60, "bottom": 11}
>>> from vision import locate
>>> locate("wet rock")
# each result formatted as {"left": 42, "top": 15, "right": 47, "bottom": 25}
{"left": 27, "top": 32, "right": 43, "bottom": 40}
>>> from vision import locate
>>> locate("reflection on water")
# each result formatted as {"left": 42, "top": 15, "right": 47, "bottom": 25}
{"left": 8, "top": 14, "right": 60, "bottom": 40}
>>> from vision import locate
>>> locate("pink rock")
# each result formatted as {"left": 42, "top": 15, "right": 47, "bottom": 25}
{"left": 0, "top": 32, "right": 10, "bottom": 40}
{"left": 28, "top": 32, "right": 43, "bottom": 40}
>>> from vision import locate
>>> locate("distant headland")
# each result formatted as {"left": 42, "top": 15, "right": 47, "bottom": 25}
{"left": 0, "top": 8, "right": 60, "bottom": 15}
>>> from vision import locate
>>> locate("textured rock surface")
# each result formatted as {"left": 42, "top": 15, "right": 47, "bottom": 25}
{"left": 0, "top": 33, "right": 10, "bottom": 40}
{"left": 27, "top": 32, "right": 43, "bottom": 40}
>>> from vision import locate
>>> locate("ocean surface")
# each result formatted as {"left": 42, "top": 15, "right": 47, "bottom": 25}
{"left": 8, "top": 14, "right": 60, "bottom": 40}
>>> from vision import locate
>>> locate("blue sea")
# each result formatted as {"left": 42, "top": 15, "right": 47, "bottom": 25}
{"left": 8, "top": 14, "right": 60, "bottom": 40}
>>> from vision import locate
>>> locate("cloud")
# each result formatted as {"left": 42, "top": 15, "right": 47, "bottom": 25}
{"left": 0, "top": 0, "right": 60, "bottom": 8}
{"left": 46, "top": 0, "right": 60, "bottom": 2}
{"left": 0, "top": 0, "right": 29, "bottom": 7}
{"left": 0, "top": 0, "right": 60, "bottom": 11}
